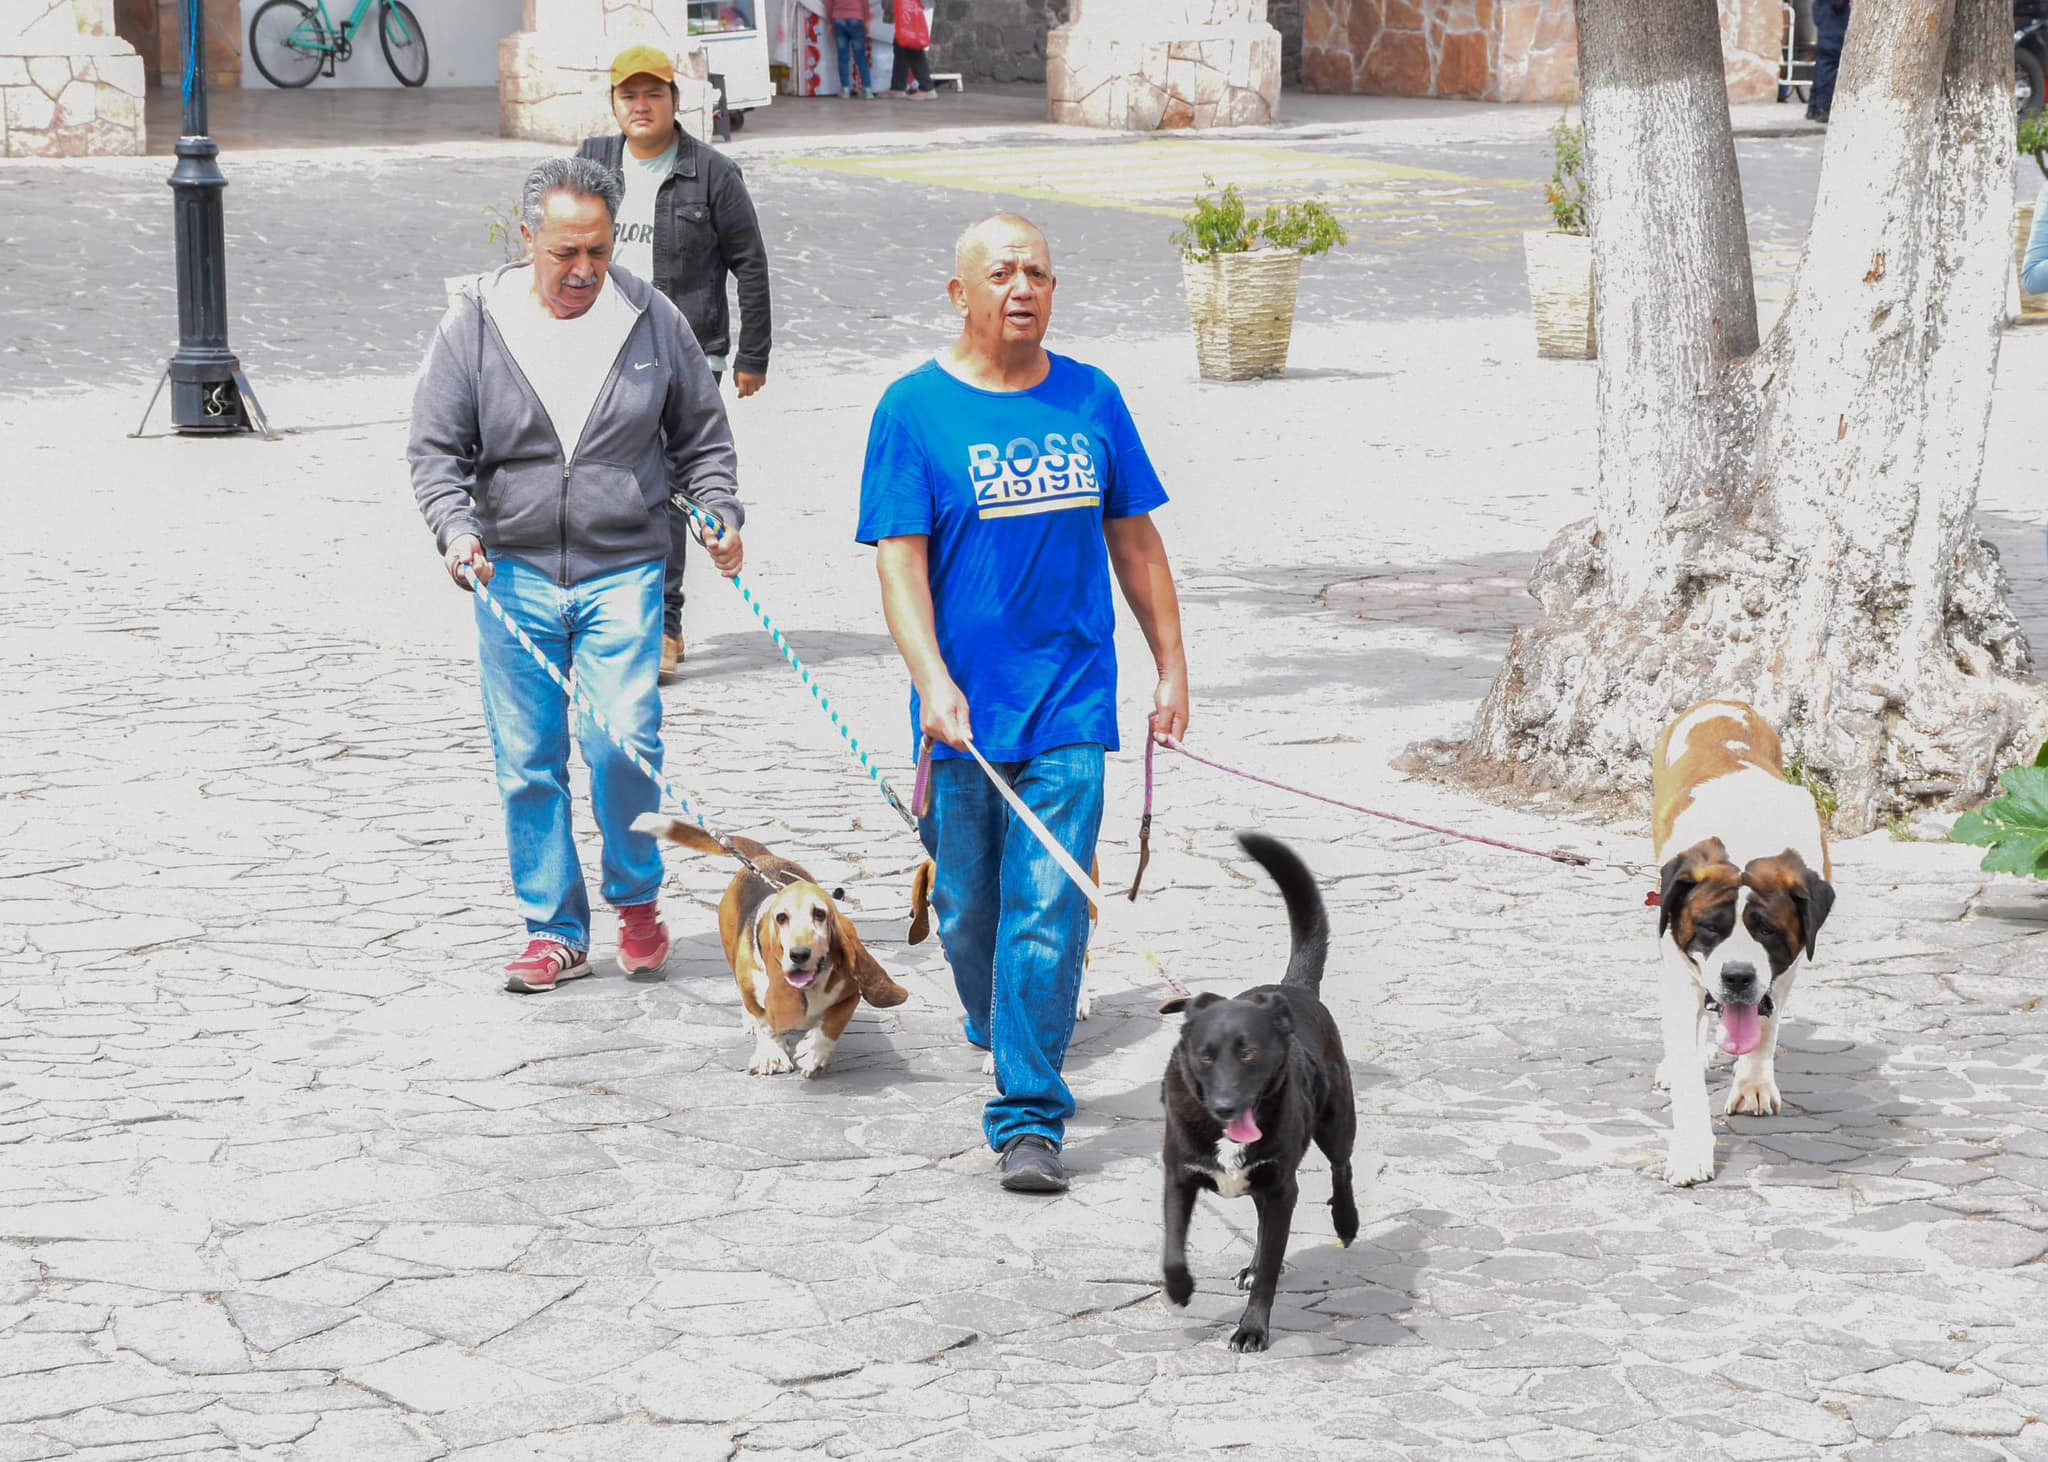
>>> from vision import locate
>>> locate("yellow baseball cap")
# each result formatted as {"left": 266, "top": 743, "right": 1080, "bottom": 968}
{"left": 609, "top": 45, "right": 675, "bottom": 87}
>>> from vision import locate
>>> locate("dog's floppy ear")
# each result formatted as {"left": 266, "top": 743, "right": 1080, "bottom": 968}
{"left": 833, "top": 908, "right": 909, "bottom": 1009}
{"left": 1658, "top": 837, "right": 1729, "bottom": 939}
{"left": 1792, "top": 867, "right": 1835, "bottom": 962}
{"left": 1257, "top": 992, "right": 1294, "bottom": 1040}
{"left": 907, "top": 860, "right": 935, "bottom": 946}
{"left": 1158, "top": 991, "right": 1225, "bottom": 1017}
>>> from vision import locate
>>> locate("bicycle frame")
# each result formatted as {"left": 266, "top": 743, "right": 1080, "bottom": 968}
{"left": 286, "top": 0, "right": 417, "bottom": 64}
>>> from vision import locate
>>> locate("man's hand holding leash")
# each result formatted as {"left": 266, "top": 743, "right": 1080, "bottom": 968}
{"left": 696, "top": 515, "right": 746, "bottom": 577}
{"left": 446, "top": 534, "right": 494, "bottom": 591}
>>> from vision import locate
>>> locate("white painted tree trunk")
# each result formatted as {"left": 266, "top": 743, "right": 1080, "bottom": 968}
{"left": 1457, "top": 0, "right": 2047, "bottom": 835}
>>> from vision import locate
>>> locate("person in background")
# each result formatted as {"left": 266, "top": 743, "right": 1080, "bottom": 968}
{"left": 885, "top": 0, "right": 935, "bottom": 101}
{"left": 829, "top": 0, "right": 878, "bottom": 99}
{"left": 1806, "top": 0, "right": 1849, "bottom": 125}
{"left": 579, "top": 45, "right": 773, "bottom": 683}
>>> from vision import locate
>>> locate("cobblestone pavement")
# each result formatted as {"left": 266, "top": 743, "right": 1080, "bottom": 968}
{"left": 2, "top": 129, "right": 1861, "bottom": 398}
{"left": 6, "top": 136, "right": 2048, "bottom": 1459}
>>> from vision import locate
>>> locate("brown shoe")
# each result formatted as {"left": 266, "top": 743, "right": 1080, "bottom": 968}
{"left": 660, "top": 633, "right": 684, "bottom": 684}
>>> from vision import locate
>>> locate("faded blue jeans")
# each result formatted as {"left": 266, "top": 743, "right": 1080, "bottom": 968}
{"left": 917, "top": 743, "right": 1105, "bottom": 1151}
{"left": 833, "top": 17, "right": 874, "bottom": 94}
{"left": 474, "top": 556, "right": 666, "bottom": 951}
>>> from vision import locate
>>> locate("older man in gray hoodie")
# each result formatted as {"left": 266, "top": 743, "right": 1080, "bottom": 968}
{"left": 409, "top": 156, "right": 744, "bottom": 994}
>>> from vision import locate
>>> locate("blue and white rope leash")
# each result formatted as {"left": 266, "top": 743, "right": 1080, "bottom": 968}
{"left": 459, "top": 563, "right": 780, "bottom": 883}
{"left": 675, "top": 495, "right": 916, "bottom": 830}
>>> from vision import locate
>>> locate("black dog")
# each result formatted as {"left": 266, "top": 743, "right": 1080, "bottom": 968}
{"left": 1159, "top": 833, "right": 1358, "bottom": 1352}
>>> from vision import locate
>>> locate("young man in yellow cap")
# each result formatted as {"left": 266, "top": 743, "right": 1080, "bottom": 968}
{"left": 578, "top": 45, "right": 773, "bottom": 682}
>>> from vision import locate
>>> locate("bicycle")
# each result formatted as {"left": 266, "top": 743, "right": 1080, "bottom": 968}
{"left": 248, "top": 0, "right": 429, "bottom": 88}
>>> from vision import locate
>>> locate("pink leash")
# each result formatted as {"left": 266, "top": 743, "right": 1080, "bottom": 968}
{"left": 1124, "top": 735, "right": 1593, "bottom": 899}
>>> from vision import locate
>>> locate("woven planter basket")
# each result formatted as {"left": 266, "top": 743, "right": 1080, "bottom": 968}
{"left": 2018, "top": 205, "right": 2048, "bottom": 321}
{"left": 1522, "top": 230, "right": 1596, "bottom": 360}
{"left": 1183, "top": 249, "right": 1304, "bottom": 382}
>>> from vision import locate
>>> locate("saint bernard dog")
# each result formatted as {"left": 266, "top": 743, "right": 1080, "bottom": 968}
{"left": 1652, "top": 700, "right": 1836, "bottom": 1187}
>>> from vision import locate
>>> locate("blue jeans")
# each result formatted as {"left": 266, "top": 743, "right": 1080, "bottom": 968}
{"left": 474, "top": 556, "right": 666, "bottom": 950}
{"left": 917, "top": 743, "right": 1105, "bottom": 1151}
{"left": 833, "top": 18, "right": 873, "bottom": 93}
{"left": 1810, "top": 0, "right": 1848, "bottom": 113}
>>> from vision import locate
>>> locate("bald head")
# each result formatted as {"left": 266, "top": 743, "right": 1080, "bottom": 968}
{"left": 953, "top": 213, "right": 1051, "bottom": 282}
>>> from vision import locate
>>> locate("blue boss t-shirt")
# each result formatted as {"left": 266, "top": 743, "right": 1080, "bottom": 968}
{"left": 856, "top": 353, "right": 1169, "bottom": 762}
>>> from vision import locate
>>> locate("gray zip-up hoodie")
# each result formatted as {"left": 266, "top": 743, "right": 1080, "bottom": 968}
{"left": 409, "top": 262, "right": 743, "bottom": 586}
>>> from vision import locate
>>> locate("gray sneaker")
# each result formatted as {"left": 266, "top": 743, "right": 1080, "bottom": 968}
{"left": 998, "top": 1135, "right": 1068, "bottom": 1193}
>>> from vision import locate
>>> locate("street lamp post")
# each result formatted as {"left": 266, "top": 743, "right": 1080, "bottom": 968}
{"left": 135, "top": 0, "right": 272, "bottom": 438}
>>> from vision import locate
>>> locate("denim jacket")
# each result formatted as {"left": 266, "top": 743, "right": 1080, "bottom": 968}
{"left": 577, "top": 128, "right": 773, "bottom": 377}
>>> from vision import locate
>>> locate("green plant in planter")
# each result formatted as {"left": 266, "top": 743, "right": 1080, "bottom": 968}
{"left": 1173, "top": 178, "right": 1348, "bottom": 262}
{"left": 484, "top": 202, "right": 527, "bottom": 264}
{"left": 1545, "top": 111, "right": 1590, "bottom": 236}
{"left": 2021, "top": 112, "right": 2048, "bottom": 180}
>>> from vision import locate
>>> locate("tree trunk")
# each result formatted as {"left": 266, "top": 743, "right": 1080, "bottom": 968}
{"left": 1455, "top": 0, "right": 2047, "bottom": 835}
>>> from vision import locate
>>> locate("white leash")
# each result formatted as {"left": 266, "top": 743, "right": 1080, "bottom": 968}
{"left": 960, "top": 737, "right": 1191, "bottom": 998}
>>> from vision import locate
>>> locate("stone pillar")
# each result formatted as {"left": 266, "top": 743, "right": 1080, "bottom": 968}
{"left": 1048, "top": 0, "right": 1280, "bottom": 131}
{"left": 500, "top": 0, "right": 715, "bottom": 145}
{"left": 0, "top": 0, "right": 146, "bottom": 156}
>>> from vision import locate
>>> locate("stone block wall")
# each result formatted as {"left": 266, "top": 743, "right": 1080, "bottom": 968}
{"left": 1, "top": 0, "right": 145, "bottom": 156}
{"left": 931, "top": 0, "right": 1061, "bottom": 84}
{"left": 1303, "top": 0, "right": 1784, "bottom": 102}
{"left": 0, "top": 45, "right": 146, "bottom": 155}
{"left": 1047, "top": 0, "right": 1280, "bottom": 130}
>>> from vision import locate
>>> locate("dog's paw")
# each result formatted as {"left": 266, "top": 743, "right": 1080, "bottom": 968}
{"left": 1331, "top": 1193, "right": 1360, "bottom": 1247}
{"left": 1162, "top": 1264, "right": 1194, "bottom": 1307}
{"left": 1228, "top": 1318, "right": 1270, "bottom": 1353}
{"left": 794, "top": 1035, "right": 835, "bottom": 1080}
{"left": 980, "top": 1050, "right": 995, "bottom": 1077}
{"left": 1726, "top": 1070, "right": 1781, "bottom": 1117}
{"left": 1663, "top": 1137, "right": 1716, "bottom": 1187}
{"left": 747, "top": 1042, "right": 795, "bottom": 1076}
{"left": 1075, "top": 983, "right": 1092, "bottom": 1021}
{"left": 1651, "top": 1060, "right": 1670, "bottom": 1092}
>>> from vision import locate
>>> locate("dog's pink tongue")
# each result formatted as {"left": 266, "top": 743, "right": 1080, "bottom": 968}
{"left": 1224, "top": 1111, "right": 1262, "bottom": 1144}
{"left": 1720, "top": 1004, "right": 1764, "bottom": 1056}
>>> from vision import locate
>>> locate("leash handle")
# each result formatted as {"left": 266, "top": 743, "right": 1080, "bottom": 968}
{"left": 1129, "top": 732, "right": 1154, "bottom": 902}
{"left": 672, "top": 495, "right": 917, "bottom": 830}
{"left": 912, "top": 736, "right": 934, "bottom": 819}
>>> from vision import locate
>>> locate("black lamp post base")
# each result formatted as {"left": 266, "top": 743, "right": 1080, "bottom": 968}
{"left": 131, "top": 362, "right": 275, "bottom": 440}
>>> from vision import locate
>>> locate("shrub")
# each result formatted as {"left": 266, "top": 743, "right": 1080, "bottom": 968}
{"left": 1174, "top": 178, "right": 1349, "bottom": 262}
{"left": 1545, "top": 112, "right": 1590, "bottom": 236}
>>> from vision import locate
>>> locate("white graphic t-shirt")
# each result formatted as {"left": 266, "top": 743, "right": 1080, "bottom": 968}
{"left": 613, "top": 138, "right": 677, "bottom": 283}
{"left": 489, "top": 267, "right": 637, "bottom": 462}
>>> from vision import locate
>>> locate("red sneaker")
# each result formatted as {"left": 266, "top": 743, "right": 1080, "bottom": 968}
{"left": 503, "top": 939, "right": 590, "bottom": 994}
{"left": 618, "top": 902, "right": 671, "bottom": 975}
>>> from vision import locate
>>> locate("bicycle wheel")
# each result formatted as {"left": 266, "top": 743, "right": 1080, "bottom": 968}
{"left": 2019, "top": 45, "right": 2046, "bottom": 122}
{"left": 248, "top": 0, "right": 325, "bottom": 88}
{"left": 379, "top": 0, "right": 429, "bottom": 87}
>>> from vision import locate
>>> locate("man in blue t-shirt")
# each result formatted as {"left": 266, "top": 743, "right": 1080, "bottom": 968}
{"left": 857, "top": 213, "right": 1191, "bottom": 1194}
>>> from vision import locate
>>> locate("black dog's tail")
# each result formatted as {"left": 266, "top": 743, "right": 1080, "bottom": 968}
{"left": 1237, "top": 832, "right": 1329, "bottom": 996}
